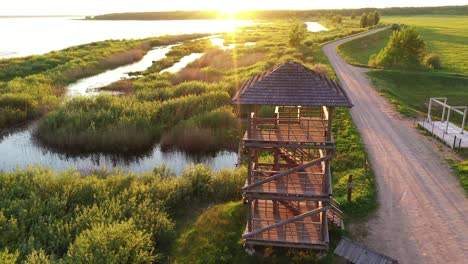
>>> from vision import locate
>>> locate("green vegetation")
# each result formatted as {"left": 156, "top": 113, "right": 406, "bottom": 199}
{"left": 172, "top": 201, "right": 344, "bottom": 264}
{"left": 367, "top": 70, "right": 468, "bottom": 117}
{"left": 359, "top": 11, "right": 380, "bottom": 28}
{"left": 369, "top": 27, "right": 427, "bottom": 68}
{"left": 0, "top": 165, "right": 246, "bottom": 263}
{"left": 0, "top": 34, "right": 207, "bottom": 130}
{"left": 35, "top": 20, "right": 366, "bottom": 154}
{"left": 338, "top": 16, "right": 468, "bottom": 119}
{"left": 0, "top": 18, "right": 380, "bottom": 263}
{"left": 339, "top": 16, "right": 468, "bottom": 73}
{"left": 289, "top": 22, "right": 307, "bottom": 47}
{"left": 337, "top": 28, "right": 392, "bottom": 66}
{"left": 172, "top": 202, "right": 248, "bottom": 264}
{"left": 447, "top": 160, "right": 468, "bottom": 193}
{"left": 338, "top": 15, "right": 467, "bottom": 195}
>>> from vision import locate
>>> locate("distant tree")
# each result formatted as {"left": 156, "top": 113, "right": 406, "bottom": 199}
{"left": 366, "top": 14, "right": 375, "bottom": 27}
{"left": 373, "top": 11, "right": 381, "bottom": 25}
{"left": 369, "top": 27, "right": 427, "bottom": 68}
{"left": 391, "top": 23, "right": 401, "bottom": 31}
{"left": 311, "top": 64, "right": 330, "bottom": 77}
{"left": 360, "top": 13, "right": 368, "bottom": 28}
{"left": 351, "top": 11, "right": 356, "bottom": 19}
{"left": 289, "top": 22, "right": 307, "bottom": 47}
{"left": 332, "top": 15, "right": 343, "bottom": 24}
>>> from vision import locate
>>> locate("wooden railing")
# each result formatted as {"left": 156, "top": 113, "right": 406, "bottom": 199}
{"left": 247, "top": 112, "right": 330, "bottom": 143}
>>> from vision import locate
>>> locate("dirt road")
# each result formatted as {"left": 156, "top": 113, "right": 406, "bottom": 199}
{"left": 323, "top": 29, "right": 468, "bottom": 263}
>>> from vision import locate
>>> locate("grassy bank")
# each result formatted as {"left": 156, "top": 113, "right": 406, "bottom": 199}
{"left": 0, "top": 34, "right": 207, "bottom": 130}
{"left": 367, "top": 70, "right": 468, "bottom": 119}
{"left": 337, "top": 28, "right": 392, "bottom": 66}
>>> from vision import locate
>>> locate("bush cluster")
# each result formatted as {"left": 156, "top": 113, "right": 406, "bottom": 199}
{"left": 0, "top": 165, "right": 246, "bottom": 263}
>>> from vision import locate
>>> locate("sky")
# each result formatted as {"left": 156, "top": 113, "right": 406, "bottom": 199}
{"left": 2, "top": 0, "right": 467, "bottom": 16}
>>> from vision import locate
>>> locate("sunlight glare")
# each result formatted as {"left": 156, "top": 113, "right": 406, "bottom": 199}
{"left": 217, "top": 1, "right": 243, "bottom": 19}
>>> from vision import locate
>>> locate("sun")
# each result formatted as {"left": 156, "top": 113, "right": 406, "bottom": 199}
{"left": 217, "top": 2, "right": 242, "bottom": 19}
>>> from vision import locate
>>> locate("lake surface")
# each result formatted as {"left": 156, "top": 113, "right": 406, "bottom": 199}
{"left": 66, "top": 45, "right": 176, "bottom": 96}
{"left": 0, "top": 17, "right": 254, "bottom": 58}
{"left": 0, "top": 124, "right": 237, "bottom": 174}
{"left": 305, "top": 22, "right": 328, "bottom": 32}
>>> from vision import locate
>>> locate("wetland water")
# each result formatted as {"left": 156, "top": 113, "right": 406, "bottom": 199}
{"left": 0, "top": 18, "right": 326, "bottom": 173}
{"left": 0, "top": 42, "right": 238, "bottom": 174}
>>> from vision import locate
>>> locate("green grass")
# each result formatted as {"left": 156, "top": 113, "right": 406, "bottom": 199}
{"left": 381, "top": 16, "right": 468, "bottom": 74}
{"left": 447, "top": 160, "right": 468, "bottom": 193}
{"left": 338, "top": 16, "right": 468, "bottom": 74}
{"left": 337, "top": 16, "right": 468, "bottom": 123}
{"left": 337, "top": 28, "right": 392, "bottom": 66}
{"left": 172, "top": 201, "right": 345, "bottom": 264}
{"left": 367, "top": 70, "right": 468, "bottom": 122}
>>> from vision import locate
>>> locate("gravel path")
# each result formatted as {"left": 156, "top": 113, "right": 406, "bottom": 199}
{"left": 323, "top": 28, "right": 468, "bottom": 264}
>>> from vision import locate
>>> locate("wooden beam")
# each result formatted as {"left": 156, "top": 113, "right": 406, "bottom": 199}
{"left": 244, "top": 239, "right": 328, "bottom": 250}
{"left": 242, "top": 206, "right": 330, "bottom": 238}
{"left": 242, "top": 154, "right": 335, "bottom": 191}
{"left": 327, "top": 106, "right": 334, "bottom": 141}
{"left": 243, "top": 193, "right": 331, "bottom": 201}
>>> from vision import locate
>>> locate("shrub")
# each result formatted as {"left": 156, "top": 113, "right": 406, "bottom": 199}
{"left": 67, "top": 220, "right": 156, "bottom": 264}
{"left": 369, "top": 27, "right": 427, "bottom": 68}
{"left": 0, "top": 249, "right": 19, "bottom": 264}
{"left": 24, "top": 249, "right": 51, "bottom": 264}
{"left": 311, "top": 63, "right": 330, "bottom": 77}
{"left": 424, "top": 53, "right": 442, "bottom": 69}
{"left": 331, "top": 15, "right": 343, "bottom": 24}
{"left": 391, "top": 23, "right": 401, "bottom": 31}
{"left": 289, "top": 22, "right": 306, "bottom": 47}
{"left": 360, "top": 13, "right": 368, "bottom": 28}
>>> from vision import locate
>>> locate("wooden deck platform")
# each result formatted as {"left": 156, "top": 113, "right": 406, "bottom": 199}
{"left": 244, "top": 199, "right": 326, "bottom": 249}
{"left": 243, "top": 118, "right": 333, "bottom": 146}
{"left": 244, "top": 164, "right": 328, "bottom": 199}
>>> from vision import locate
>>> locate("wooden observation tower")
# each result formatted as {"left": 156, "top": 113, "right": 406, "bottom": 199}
{"left": 232, "top": 61, "right": 352, "bottom": 250}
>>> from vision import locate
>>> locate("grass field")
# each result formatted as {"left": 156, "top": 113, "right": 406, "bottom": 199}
{"left": 338, "top": 16, "right": 468, "bottom": 74}
{"left": 337, "top": 28, "right": 392, "bottom": 66}
{"left": 381, "top": 16, "right": 468, "bottom": 74}
{"left": 337, "top": 16, "right": 468, "bottom": 121}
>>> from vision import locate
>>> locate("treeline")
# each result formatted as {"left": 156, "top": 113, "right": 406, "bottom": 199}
{"left": 91, "top": 5, "right": 468, "bottom": 20}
